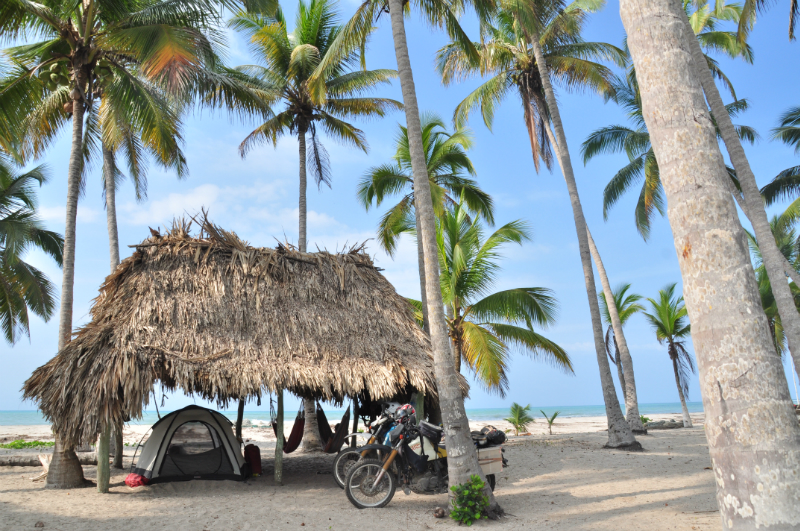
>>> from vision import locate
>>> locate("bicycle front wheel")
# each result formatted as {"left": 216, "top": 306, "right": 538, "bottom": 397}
{"left": 344, "top": 459, "right": 396, "bottom": 509}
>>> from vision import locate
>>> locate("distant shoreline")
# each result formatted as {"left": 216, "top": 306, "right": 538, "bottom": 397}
{"left": 0, "top": 402, "right": 704, "bottom": 426}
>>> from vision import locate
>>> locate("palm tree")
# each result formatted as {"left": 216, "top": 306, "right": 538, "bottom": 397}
{"left": 357, "top": 113, "right": 493, "bottom": 332}
{"left": 0, "top": 154, "right": 63, "bottom": 345}
{"left": 621, "top": 0, "right": 800, "bottom": 525}
{"left": 437, "top": 0, "right": 626, "bottom": 173}
{"left": 310, "top": 0, "right": 503, "bottom": 512}
{"left": 642, "top": 284, "right": 695, "bottom": 428}
{"left": 598, "top": 283, "right": 643, "bottom": 395}
{"left": 451, "top": 0, "right": 636, "bottom": 448}
{"left": 504, "top": 403, "right": 534, "bottom": 435}
{"left": 231, "top": 0, "right": 402, "bottom": 451}
{"left": 582, "top": 0, "right": 755, "bottom": 240}
{"left": 761, "top": 106, "right": 800, "bottom": 214}
{"left": 437, "top": 200, "right": 572, "bottom": 395}
{"left": 0, "top": 0, "right": 272, "bottom": 490}
{"left": 581, "top": 76, "right": 757, "bottom": 239}
{"left": 737, "top": 0, "right": 799, "bottom": 41}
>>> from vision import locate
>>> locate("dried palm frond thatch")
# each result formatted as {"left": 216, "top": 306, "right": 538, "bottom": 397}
{"left": 24, "top": 216, "right": 449, "bottom": 446}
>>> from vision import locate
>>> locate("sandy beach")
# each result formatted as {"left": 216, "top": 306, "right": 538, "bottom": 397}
{"left": 0, "top": 412, "right": 718, "bottom": 530}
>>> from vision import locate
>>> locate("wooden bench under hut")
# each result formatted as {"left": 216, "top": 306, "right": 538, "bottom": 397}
{"left": 24, "top": 217, "right": 459, "bottom": 491}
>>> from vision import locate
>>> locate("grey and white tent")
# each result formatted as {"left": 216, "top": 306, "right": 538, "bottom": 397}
{"left": 131, "top": 405, "right": 246, "bottom": 483}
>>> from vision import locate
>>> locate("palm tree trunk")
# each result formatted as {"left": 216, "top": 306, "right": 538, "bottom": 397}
{"left": 682, "top": 12, "right": 800, "bottom": 387}
{"left": 386, "top": 0, "right": 502, "bottom": 515}
{"left": 586, "top": 228, "right": 646, "bottom": 433}
{"left": 47, "top": 82, "right": 87, "bottom": 489}
{"left": 101, "top": 145, "right": 125, "bottom": 470}
{"left": 414, "top": 201, "right": 430, "bottom": 333}
{"left": 297, "top": 126, "right": 323, "bottom": 452}
{"left": 621, "top": 1, "right": 800, "bottom": 527}
{"left": 613, "top": 341, "right": 627, "bottom": 401}
{"left": 670, "top": 355, "right": 693, "bottom": 428}
{"left": 529, "top": 34, "right": 638, "bottom": 449}
{"left": 96, "top": 425, "right": 110, "bottom": 493}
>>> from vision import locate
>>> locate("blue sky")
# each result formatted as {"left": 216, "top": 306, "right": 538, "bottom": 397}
{"left": 2, "top": 0, "right": 799, "bottom": 413}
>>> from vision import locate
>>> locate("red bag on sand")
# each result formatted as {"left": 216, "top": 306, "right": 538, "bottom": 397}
{"left": 125, "top": 473, "right": 149, "bottom": 488}
{"left": 245, "top": 444, "right": 262, "bottom": 476}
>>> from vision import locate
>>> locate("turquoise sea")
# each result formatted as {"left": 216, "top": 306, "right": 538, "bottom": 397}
{"left": 0, "top": 402, "right": 705, "bottom": 426}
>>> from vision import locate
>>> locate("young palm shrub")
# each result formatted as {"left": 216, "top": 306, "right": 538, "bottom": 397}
{"left": 357, "top": 113, "right": 493, "bottom": 331}
{"left": 0, "top": 154, "right": 63, "bottom": 345}
{"left": 231, "top": 0, "right": 402, "bottom": 451}
{"left": 0, "top": 0, "right": 273, "bottom": 490}
{"left": 598, "top": 284, "right": 643, "bottom": 395}
{"left": 504, "top": 403, "right": 534, "bottom": 436}
{"left": 437, "top": 200, "right": 572, "bottom": 395}
{"left": 540, "top": 410, "right": 559, "bottom": 435}
{"left": 642, "top": 284, "right": 695, "bottom": 428}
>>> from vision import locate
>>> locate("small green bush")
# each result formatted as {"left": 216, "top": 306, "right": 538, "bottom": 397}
{"left": 450, "top": 474, "right": 489, "bottom": 526}
{"left": 0, "top": 440, "right": 55, "bottom": 449}
{"left": 640, "top": 415, "right": 652, "bottom": 424}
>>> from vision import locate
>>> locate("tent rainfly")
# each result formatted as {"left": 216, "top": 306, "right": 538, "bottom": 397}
{"left": 24, "top": 217, "right": 451, "bottom": 448}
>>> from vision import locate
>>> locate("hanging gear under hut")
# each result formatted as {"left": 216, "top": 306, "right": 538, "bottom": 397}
{"left": 24, "top": 217, "right": 461, "bottom": 491}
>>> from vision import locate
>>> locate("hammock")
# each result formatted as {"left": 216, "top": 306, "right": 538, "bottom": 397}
{"left": 271, "top": 405, "right": 305, "bottom": 454}
{"left": 316, "top": 402, "right": 351, "bottom": 454}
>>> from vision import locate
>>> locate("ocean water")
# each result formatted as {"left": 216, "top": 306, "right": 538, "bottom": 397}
{"left": 0, "top": 402, "right": 704, "bottom": 427}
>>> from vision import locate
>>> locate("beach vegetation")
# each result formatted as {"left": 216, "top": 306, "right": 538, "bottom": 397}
{"left": 0, "top": 439, "right": 55, "bottom": 449}
{"left": 436, "top": 200, "right": 572, "bottom": 395}
{"left": 504, "top": 403, "right": 535, "bottom": 436}
{"left": 639, "top": 415, "right": 651, "bottom": 425}
{"left": 540, "top": 410, "right": 559, "bottom": 435}
{"left": 450, "top": 474, "right": 489, "bottom": 526}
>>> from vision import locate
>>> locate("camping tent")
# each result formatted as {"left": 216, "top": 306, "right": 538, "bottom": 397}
{"left": 132, "top": 406, "right": 246, "bottom": 483}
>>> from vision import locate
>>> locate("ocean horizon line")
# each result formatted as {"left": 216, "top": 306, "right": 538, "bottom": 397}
{"left": 0, "top": 402, "right": 705, "bottom": 426}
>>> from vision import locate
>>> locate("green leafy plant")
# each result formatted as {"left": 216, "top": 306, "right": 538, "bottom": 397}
{"left": 0, "top": 439, "right": 55, "bottom": 449}
{"left": 504, "top": 403, "right": 535, "bottom": 436}
{"left": 450, "top": 474, "right": 489, "bottom": 526}
{"left": 640, "top": 415, "right": 652, "bottom": 424}
{"left": 540, "top": 410, "right": 560, "bottom": 435}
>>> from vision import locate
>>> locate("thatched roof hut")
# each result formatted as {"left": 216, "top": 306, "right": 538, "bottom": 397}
{"left": 24, "top": 218, "right": 446, "bottom": 446}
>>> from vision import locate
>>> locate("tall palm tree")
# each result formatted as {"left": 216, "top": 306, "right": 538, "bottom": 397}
{"left": 357, "top": 112, "right": 493, "bottom": 332}
{"left": 447, "top": 0, "right": 638, "bottom": 447}
{"left": 642, "top": 284, "right": 695, "bottom": 428}
{"left": 231, "top": 0, "right": 402, "bottom": 451}
{"left": 310, "top": 0, "right": 504, "bottom": 513}
{"left": 581, "top": 74, "right": 757, "bottom": 239}
{"left": 437, "top": 0, "right": 626, "bottom": 172}
{"left": 598, "top": 283, "right": 643, "bottom": 395}
{"left": 436, "top": 200, "right": 572, "bottom": 394}
{"left": 0, "top": 0, "right": 272, "bottom": 490}
{"left": 621, "top": 0, "right": 800, "bottom": 526}
{"left": 677, "top": 0, "right": 800, "bottom": 391}
{"left": 761, "top": 106, "right": 800, "bottom": 212}
{"left": 0, "top": 154, "right": 63, "bottom": 345}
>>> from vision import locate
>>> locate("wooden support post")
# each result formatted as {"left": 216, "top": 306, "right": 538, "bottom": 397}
{"left": 274, "top": 390, "right": 284, "bottom": 485}
{"left": 415, "top": 393, "right": 425, "bottom": 421}
{"left": 235, "top": 399, "right": 245, "bottom": 441}
{"left": 351, "top": 400, "right": 359, "bottom": 448}
{"left": 97, "top": 426, "right": 110, "bottom": 493}
{"left": 112, "top": 421, "right": 123, "bottom": 469}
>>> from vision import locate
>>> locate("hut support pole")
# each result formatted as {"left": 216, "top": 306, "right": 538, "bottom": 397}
{"left": 235, "top": 399, "right": 245, "bottom": 441}
{"left": 415, "top": 393, "right": 425, "bottom": 422}
{"left": 275, "top": 390, "right": 284, "bottom": 485}
{"left": 351, "top": 400, "right": 359, "bottom": 448}
{"left": 112, "top": 423, "right": 123, "bottom": 469}
{"left": 97, "top": 426, "right": 110, "bottom": 493}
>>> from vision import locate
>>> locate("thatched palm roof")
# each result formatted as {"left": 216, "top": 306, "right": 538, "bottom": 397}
{"left": 24, "top": 218, "right": 445, "bottom": 446}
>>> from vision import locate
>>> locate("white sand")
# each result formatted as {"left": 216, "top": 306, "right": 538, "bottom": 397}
{"left": 0, "top": 413, "right": 716, "bottom": 530}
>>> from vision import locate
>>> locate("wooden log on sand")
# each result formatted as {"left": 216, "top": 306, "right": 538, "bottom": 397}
{"left": 0, "top": 453, "right": 98, "bottom": 467}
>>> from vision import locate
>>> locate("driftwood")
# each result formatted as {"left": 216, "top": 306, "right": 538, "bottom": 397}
{"left": 0, "top": 453, "right": 97, "bottom": 467}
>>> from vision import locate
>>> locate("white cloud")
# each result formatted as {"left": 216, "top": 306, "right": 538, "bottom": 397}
{"left": 38, "top": 205, "right": 100, "bottom": 223}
